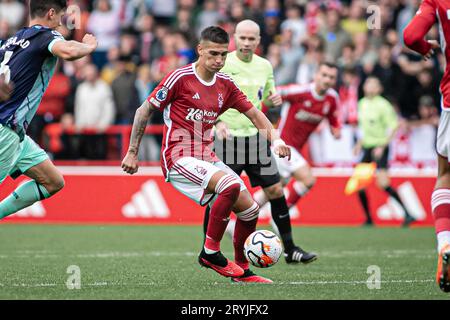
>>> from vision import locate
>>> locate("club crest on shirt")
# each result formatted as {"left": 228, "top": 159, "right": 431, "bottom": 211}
{"left": 323, "top": 102, "right": 330, "bottom": 114}
{"left": 218, "top": 93, "right": 224, "bottom": 109}
{"left": 156, "top": 87, "right": 168, "bottom": 101}
{"left": 304, "top": 100, "right": 312, "bottom": 108}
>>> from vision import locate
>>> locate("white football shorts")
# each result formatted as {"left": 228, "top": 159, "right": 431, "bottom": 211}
{"left": 272, "top": 145, "right": 308, "bottom": 180}
{"left": 168, "top": 156, "right": 247, "bottom": 206}
{"left": 437, "top": 110, "right": 450, "bottom": 162}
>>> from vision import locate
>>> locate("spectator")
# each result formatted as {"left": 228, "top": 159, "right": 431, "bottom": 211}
{"left": 137, "top": 14, "right": 155, "bottom": 64}
{"left": 68, "top": 0, "right": 91, "bottom": 43}
{"left": 87, "top": 0, "right": 121, "bottom": 70}
{"left": 74, "top": 64, "right": 115, "bottom": 159}
{"left": 296, "top": 35, "right": 325, "bottom": 85}
{"left": 111, "top": 55, "right": 140, "bottom": 124}
{"left": 277, "top": 27, "right": 304, "bottom": 82}
{"left": 150, "top": 0, "right": 177, "bottom": 25}
{"left": 281, "top": 5, "right": 307, "bottom": 48}
{"left": 341, "top": 0, "right": 367, "bottom": 36}
{"left": 396, "top": 0, "right": 421, "bottom": 43}
{"left": 0, "top": 0, "right": 25, "bottom": 35}
{"left": 338, "top": 66, "right": 359, "bottom": 125}
{"left": 174, "top": 7, "right": 197, "bottom": 46}
{"left": 337, "top": 42, "right": 357, "bottom": 69}
{"left": 134, "top": 64, "right": 160, "bottom": 161}
{"left": 261, "top": 4, "right": 281, "bottom": 54}
{"left": 196, "top": 0, "right": 223, "bottom": 39}
{"left": 319, "top": 7, "right": 352, "bottom": 62}
{"left": 368, "top": 42, "right": 402, "bottom": 102}
{"left": 118, "top": 28, "right": 140, "bottom": 66}
{"left": 151, "top": 33, "right": 188, "bottom": 83}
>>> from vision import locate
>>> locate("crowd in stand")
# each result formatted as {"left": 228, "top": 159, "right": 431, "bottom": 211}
{"left": 0, "top": 0, "right": 442, "bottom": 162}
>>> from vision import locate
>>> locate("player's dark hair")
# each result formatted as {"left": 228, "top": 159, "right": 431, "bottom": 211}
{"left": 200, "top": 26, "right": 229, "bottom": 44}
{"left": 30, "top": 0, "right": 67, "bottom": 18}
{"left": 319, "top": 61, "right": 338, "bottom": 70}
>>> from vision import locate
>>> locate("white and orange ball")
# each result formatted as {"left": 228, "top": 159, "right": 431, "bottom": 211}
{"left": 244, "top": 230, "right": 283, "bottom": 268}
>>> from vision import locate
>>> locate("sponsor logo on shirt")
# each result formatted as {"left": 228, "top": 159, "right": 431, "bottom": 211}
{"left": 186, "top": 108, "right": 218, "bottom": 124}
{"left": 295, "top": 110, "right": 324, "bottom": 123}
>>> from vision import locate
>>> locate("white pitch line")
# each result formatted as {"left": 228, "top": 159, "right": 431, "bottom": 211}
{"left": 279, "top": 279, "right": 434, "bottom": 285}
{"left": 0, "top": 249, "right": 437, "bottom": 259}
{"left": 0, "top": 279, "right": 434, "bottom": 289}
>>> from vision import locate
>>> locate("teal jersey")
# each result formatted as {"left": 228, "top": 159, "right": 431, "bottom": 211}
{"left": 0, "top": 25, "right": 64, "bottom": 141}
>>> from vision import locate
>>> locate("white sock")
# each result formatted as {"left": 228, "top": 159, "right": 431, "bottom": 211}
{"left": 203, "top": 246, "right": 218, "bottom": 254}
{"left": 437, "top": 231, "right": 450, "bottom": 253}
{"left": 225, "top": 218, "right": 236, "bottom": 238}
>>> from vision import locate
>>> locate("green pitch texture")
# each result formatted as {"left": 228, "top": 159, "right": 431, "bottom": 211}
{"left": 0, "top": 225, "right": 448, "bottom": 300}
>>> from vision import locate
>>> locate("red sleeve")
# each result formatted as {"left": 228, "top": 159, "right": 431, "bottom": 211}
{"left": 328, "top": 94, "right": 341, "bottom": 129}
{"left": 223, "top": 79, "right": 253, "bottom": 113}
{"left": 146, "top": 70, "right": 179, "bottom": 111}
{"left": 403, "top": 0, "right": 436, "bottom": 55}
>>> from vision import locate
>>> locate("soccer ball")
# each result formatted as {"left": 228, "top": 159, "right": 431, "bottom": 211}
{"left": 244, "top": 230, "right": 283, "bottom": 268}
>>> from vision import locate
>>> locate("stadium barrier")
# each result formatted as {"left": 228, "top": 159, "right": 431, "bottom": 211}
{"left": 0, "top": 166, "right": 436, "bottom": 226}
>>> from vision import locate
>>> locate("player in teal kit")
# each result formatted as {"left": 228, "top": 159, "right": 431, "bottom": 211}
{"left": 0, "top": 0, "right": 97, "bottom": 217}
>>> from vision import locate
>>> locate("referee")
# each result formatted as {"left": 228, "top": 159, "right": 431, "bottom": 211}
{"left": 203, "top": 20, "right": 316, "bottom": 264}
{"left": 355, "top": 77, "right": 416, "bottom": 226}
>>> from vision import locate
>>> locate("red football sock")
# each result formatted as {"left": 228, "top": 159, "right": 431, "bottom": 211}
{"left": 204, "top": 177, "right": 240, "bottom": 252}
{"left": 233, "top": 203, "right": 259, "bottom": 270}
{"left": 284, "top": 180, "right": 308, "bottom": 208}
{"left": 432, "top": 189, "right": 450, "bottom": 234}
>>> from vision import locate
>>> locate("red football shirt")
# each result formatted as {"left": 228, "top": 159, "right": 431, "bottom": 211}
{"left": 147, "top": 63, "right": 254, "bottom": 178}
{"left": 277, "top": 83, "right": 341, "bottom": 153}
{"left": 403, "top": 0, "right": 450, "bottom": 110}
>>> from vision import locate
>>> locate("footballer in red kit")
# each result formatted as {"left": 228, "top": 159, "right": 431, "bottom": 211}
{"left": 122, "top": 26, "right": 291, "bottom": 283}
{"left": 403, "top": 0, "right": 450, "bottom": 293}
{"left": 253, "top": 62, "right": 341, "bottom": 212}
{"left": 147, "top": 63, "right": 253, "bottom": 179}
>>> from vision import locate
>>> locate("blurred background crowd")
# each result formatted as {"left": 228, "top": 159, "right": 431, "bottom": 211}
{"left": 0, "top": 0, "right": 442, "bottom": 166}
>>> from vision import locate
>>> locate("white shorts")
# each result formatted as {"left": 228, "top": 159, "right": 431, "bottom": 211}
{"left": 168, "top": 157, "right": 247, "bottom": 206}
{"left": 272, "top": 145, "right": 308, "bottom": 180}
{"left": 437, "top": 110, "right": 450, "bottom": 161}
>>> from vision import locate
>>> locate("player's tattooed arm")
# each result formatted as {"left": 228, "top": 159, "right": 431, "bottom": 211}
{"left": 121, "top": 100, "right": 155, "bottom": 174}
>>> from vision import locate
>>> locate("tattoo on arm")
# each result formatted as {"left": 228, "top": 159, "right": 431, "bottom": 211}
{"left": 128, "top": 101, "right": 154, "bottom": 155}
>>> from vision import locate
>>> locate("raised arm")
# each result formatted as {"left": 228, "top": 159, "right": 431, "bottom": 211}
{"left": 403, "top": 0, "right": 439, "bottom": 59}
{"left": 244, "top": 106, "right": 291, "bottom": 160}
{"left": 51, "top": 34, "right": 98, "bottom": 61}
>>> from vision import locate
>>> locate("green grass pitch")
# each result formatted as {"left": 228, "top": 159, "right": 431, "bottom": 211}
{"left": 0, "top": 224, "right": 448, "bottom": 300}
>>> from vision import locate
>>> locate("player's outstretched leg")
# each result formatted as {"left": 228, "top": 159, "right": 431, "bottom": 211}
{"left": 230, "top": 191, "right": 272, "bottom": 283}
{"left": 263, "top": 182, "right": 317, "bottom": 264}
{"left": 198, "top": 172, "right": 244, "bottom": 278}
{"left": 432, "top": 155, "right": 450, "bottom": 292}
{"left": 0, "top": 160, "right": 64, "bottom": 218}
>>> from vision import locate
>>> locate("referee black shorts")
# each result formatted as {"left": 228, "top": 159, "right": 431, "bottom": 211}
{"left": 360, "top": 146, "right": 390, "bottom": 169}
{"left": 214, "top": 134, "right": 281, "bottom": 188}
